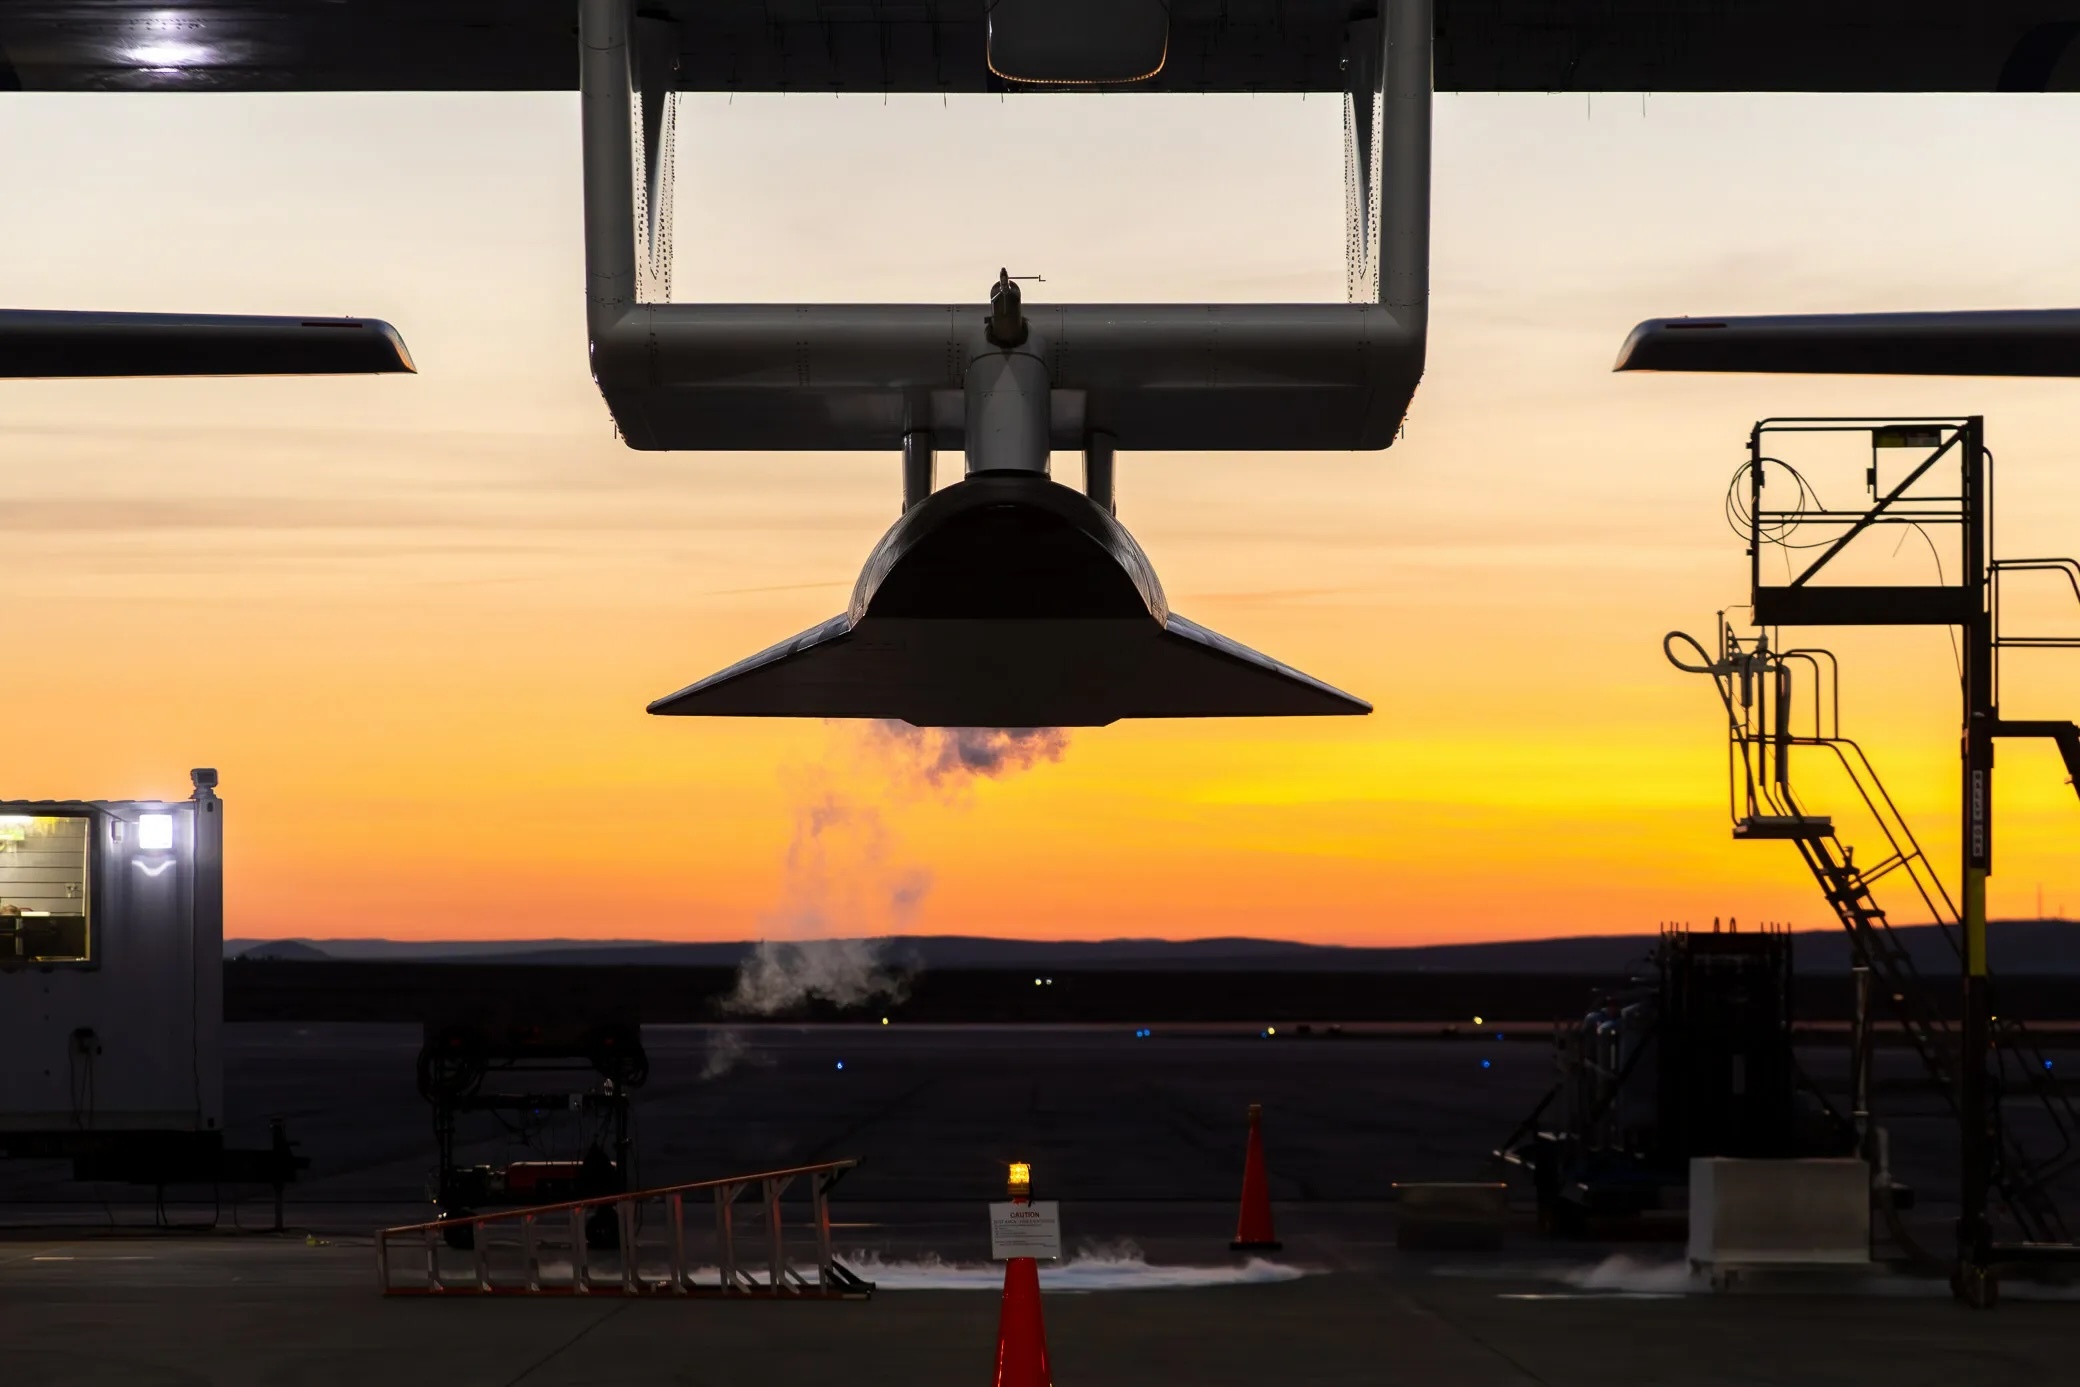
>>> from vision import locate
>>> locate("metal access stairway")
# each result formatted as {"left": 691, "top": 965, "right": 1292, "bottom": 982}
{"left": 1669, "top": 625, "right": 2080, "bottom": 1244}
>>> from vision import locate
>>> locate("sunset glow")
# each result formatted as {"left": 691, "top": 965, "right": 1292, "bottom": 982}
{"left": 3, "top": 92, "right": 2077, "bottom": 945}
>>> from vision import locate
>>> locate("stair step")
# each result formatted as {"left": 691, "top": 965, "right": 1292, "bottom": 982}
{"left": 1734, "top": 814, "right": 1835, "bottom": 840}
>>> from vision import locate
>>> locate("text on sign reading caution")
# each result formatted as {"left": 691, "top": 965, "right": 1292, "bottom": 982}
{"left": 988, "top": 1201, "right": 1063, "bottom": 1260}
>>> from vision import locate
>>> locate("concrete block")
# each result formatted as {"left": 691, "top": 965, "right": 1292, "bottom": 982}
{"left": 1688, "top": 1157, "right": 1869, "bottom": 1271}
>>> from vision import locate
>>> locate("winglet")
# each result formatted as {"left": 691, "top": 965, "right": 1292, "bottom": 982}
{"left": 1615, "top": 309, "right": 2080, "bottom": 377}
{"left": 0, "top": 310, "right": 416, "bottom": 377}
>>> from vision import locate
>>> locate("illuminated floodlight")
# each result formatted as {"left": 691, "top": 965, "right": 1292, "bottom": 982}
{"left": 128, "top": 10, "right": 213, "bottom": 69}
{"left": 127, "top": 42, "right": 210, "bottom": 66}
{"left": 137, "top": 813, "right": 174, "bottom": 851}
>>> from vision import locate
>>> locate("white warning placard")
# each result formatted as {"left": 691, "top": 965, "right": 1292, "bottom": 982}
{"left": 988, "top": 1201, "right": 1062, "bottom": 1260}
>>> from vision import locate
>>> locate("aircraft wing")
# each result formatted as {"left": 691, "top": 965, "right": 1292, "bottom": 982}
{"left": 1614, "top": 310, "right": 2080, "bottom": 377}
{"left": 0, "top": 310, "right": 415, "bottom": 377}
{"left": 0, "top": 1, "right": 2075, "bottom": 94}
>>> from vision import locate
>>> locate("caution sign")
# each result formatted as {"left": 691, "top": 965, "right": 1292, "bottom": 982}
{"left": 989, "top": 1201, "right": 1062, "bottom": 1260}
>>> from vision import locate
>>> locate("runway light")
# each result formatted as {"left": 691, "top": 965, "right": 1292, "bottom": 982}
{"left": 1472, "top": 1015, "right": 1484, "bottom": 1026}
{"left": 2047, "top": 1060, "right": 2056, "bottom": 1071}
{"left": 881, "top": 1017, "right": 889, "bottom": 1025}
{"left": 1007, "top": 1161, "right": 1031, "bottom": 1197}
{"left": 835, "top": 1061, "right": 845, "bottom": 1071}
{"left": 1481, "top": 1059, "right": 1492, "bottom": 1070}
{"left": 137, "top": 813, "right": 174, "bottom": 851}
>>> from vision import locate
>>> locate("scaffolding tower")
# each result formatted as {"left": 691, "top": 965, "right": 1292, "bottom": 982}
{"left": 1667, "top": 416, "right": 2080, "bottom": 1305}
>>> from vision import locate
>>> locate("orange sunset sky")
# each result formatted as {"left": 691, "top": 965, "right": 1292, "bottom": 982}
{"left": 2, "top": 90, "right": 2077, "bottom": 946}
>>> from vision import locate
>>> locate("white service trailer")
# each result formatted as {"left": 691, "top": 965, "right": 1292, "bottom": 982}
{"left": 0, "top": 769, "right": 223, "bottom": 1139}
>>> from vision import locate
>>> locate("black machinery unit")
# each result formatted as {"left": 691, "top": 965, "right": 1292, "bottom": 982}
{"left": 1502, "top": 922, "right": 1833, "bottom": 1233}
{"left": 1657, "top": 928, "right": 1796, "bottom": 1164}
{"left": 415, "top": 1014, "right": 648, "bottom": 1249}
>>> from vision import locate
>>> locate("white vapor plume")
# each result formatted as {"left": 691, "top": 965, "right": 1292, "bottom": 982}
{"left": 835, "top": 1243, "right": 1312, "bottom": 1290}
{"left": 721, "top": 938, "right": 915, "bottom": 1017}
{"left": 698, "top": 1027, "right": 773, "bottom": 1081}
{"left": 719, "top": 722, "right": 1073, "bottom": 1020}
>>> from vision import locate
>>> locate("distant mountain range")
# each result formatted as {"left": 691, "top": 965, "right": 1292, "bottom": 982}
{"left": 226, "top": 921, "right": 2080, "bottom": 974}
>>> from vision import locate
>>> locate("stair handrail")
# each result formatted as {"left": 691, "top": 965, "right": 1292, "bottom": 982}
{"left": 1669, "top": 623, "right": 2077, "bottom": 1240}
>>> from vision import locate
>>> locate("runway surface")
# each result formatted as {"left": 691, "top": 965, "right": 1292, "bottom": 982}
{"left": 5, "top": 1229, "right": 2080, "bottom": 1387}
{"left": 5, "top": 1024, "right": 2080, "bottom": 1384}
{"left": 0, "top": 1022, "right": 2019, "bottom": 1219}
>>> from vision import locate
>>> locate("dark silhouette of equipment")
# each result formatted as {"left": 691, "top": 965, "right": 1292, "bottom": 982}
{"left": 1500, "top": 923, "right": 1826, "bottom": 1234}
{"left": 416, "top": 1016, "right": 648, "bottom": 1250}
{"left": 1657, "top": 929, "right": 1798, "bottom": 1162}
{"left": 1667, "top": 617, "right": 2080, "bottom": 1256}
{"left": 1657, "top": 416, "right": 2080, "bottom": 1304}
{"left": 649, "top": 466, "right": 1370, "bottom": 725}
{"left": 576, "top": 0, "right": 1425, "bottom": 726}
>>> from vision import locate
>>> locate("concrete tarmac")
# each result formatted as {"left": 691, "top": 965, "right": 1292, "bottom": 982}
{"left": 1, "top": 1022, "right": 2012, "bottom": 1217}
{"left": 4, "top": 1228, "right": 2078, "bottom": 1387}
{"left": 6, "top": 1024, "right": 2080, "bottom": 1384}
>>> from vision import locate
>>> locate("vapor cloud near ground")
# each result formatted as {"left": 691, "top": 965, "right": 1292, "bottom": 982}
{"left": 754, "top": 722, "right": 1075, "bottom": 953}
{"left": 701, "top": 723, "right": 1071, "bottom": 1074}
{"left": 721, "top": 938, "right": 915, "bottom": 1018}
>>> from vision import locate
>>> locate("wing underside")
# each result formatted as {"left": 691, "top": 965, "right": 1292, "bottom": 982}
{"left": 0, "top": 310, "right": 415, "bottom": 377}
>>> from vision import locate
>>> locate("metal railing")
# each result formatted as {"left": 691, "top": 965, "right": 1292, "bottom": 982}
{"left": 1668, "top": 623, "right": 2080, "bottom": 1241}
{"left": 376, "top": 1158, "right": 872, "bottom": 1297}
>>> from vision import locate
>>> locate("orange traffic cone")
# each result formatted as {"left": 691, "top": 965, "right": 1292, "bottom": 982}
{"left": 1230, "top": 1102, "right": 1282, "bottom": 1251}
{"left": 992, "top": 1254, "right": 1053, "bottom": 1387}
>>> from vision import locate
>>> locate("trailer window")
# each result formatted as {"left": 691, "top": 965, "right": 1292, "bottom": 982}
{"left": 0, "top": 815, "right": 91, "bottom": 964}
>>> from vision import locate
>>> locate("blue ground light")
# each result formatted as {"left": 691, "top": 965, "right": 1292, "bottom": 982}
{"left": 836, "top": 1061, "right": 845, "bottom": 1071}
{"left": 1480, "top": 1059, "right": 1492, "bottom": 1070}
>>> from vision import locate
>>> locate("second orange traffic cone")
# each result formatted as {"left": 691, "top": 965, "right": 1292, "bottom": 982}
{"left": 992, "top": 1254, "right": 1053, "bottom": 1387}
{"left": 1230, "top": 1102, "right": 1282, "bottom": 1251}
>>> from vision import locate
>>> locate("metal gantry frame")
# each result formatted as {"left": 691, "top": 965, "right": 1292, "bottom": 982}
{"left": 576, "top": 0, "right": 1429, "bottom": 726}
{"left": 577, "top": 0, "right": 1432, "bottom": 460}
{"left": 1691, "top": 415, "right": 2080, "bottom": 1303}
